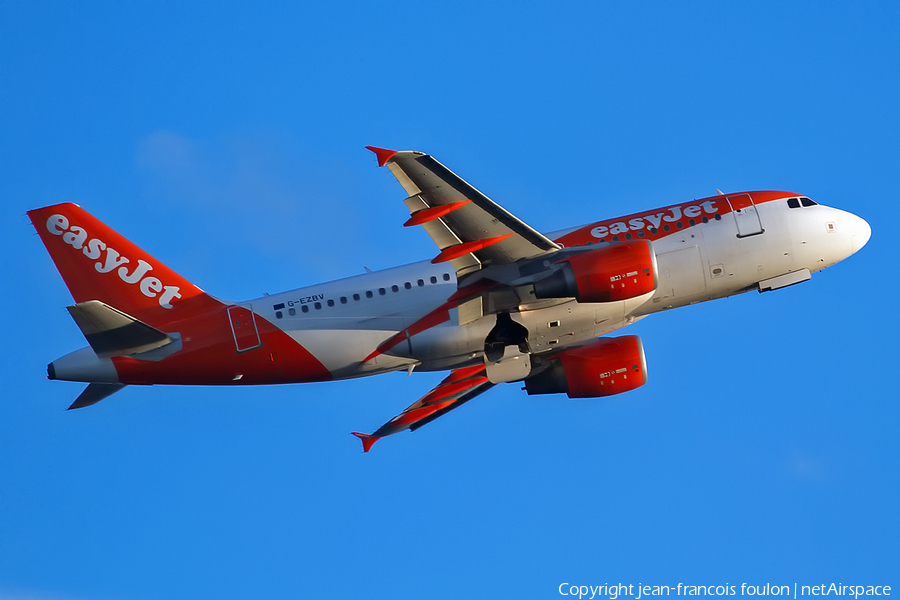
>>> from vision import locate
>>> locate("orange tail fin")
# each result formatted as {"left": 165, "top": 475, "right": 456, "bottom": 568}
{"left": 28, "top": 203, "right": 220, "bottom": 328}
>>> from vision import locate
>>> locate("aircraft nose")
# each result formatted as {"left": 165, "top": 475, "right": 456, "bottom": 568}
{"left": 848, "top": 212, "right": 871, "bottom": 254}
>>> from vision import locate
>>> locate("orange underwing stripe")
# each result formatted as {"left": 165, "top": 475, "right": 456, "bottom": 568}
{"left": 404, "top": 201, "right": 472, "bottom": 227}
{"left": 431, "top": 234, "right": 515, "bottom": 264}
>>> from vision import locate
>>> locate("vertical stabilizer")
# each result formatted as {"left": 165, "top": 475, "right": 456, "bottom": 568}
{"left": 28, "top": 203, "right": 221, "bottom": 328}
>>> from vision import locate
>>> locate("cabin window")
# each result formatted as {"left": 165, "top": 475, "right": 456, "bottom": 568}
{"left": 302, "top": 305, "right": 309, "bottom": 313}
{"left": 417, "top": 279, "right": 424, "bottom": 287}
{"left": 663, "top": 224, "right": 671, "bottom": 232}
{"left": 405, "top": 282, "right": 412, "bottom": 290}
{"left": 288, "top": 308, "right": 296, "bottom": 316}
{"left": 366, "top": 291, "right": 373, "bottom": 299}
{"left": 649, "top": 228, "right": 657, "bottom": 235}
{"left": 353, "top": 293, "right": 360, "bottom": 301}
{"left": 715, "top": 214, "right": 722, "bottom": 220}
{"left": 340, "top": 297, "right": 347, "bottom": 304}
{"left": 314, "top": 302, "right": 322, "bottom": 310}
{"left": 676, "top": 222, "right": 683, "bottom": 229}
{"left": 701, "top": 216, "right": 708, "bottom": 223}
{"left": 276, "top": 311, "right": 283, "bottom": 319}
{"left": 379, "top": 288, "right": 386, "bottom": 296}
{"left": 327, "top": 299, "right": 334, "bottom": 307}
{"left": 689, "top": 219, "right": 696, "bottom": 226}
{"left": 430, "top": 276, "right": 437, "bottom": 284}
{"left": 391, "top": 285, "right": 399, "bottom": 293}
{"left": 443, "top": 273, "right": 451, "bottom": 281}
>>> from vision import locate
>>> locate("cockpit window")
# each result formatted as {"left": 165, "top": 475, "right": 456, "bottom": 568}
{"left": 787, "top": 198, "right": 800, "bottom": 209}
{"left": 800, "top": 197, "right": 817, "bottom": 207}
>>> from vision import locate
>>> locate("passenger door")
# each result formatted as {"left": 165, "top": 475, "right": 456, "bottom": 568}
{"left": 727, "top": 193, "right": 764, "bottom": 238}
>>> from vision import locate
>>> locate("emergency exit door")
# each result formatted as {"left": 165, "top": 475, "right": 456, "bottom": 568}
{"left": 227, "top": 305, "right": 262, "bottom": 352}
{"left": 727, "top": 193, "right": 764, "bottom": 238}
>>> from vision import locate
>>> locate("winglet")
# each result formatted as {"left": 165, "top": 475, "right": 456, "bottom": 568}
{"left": 365, "top": 146, "right": 398, "bottom": 167}
{"left": 351, "top": 432, "right": 379, "bottom": 453}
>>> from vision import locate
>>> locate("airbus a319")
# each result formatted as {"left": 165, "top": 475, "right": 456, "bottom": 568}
{"left": 29, "top": 147, "right": 871, "bottom": 451}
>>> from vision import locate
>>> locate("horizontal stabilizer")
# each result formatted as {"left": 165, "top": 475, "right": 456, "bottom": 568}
{"left": 67, "top": 300, "right": 175, "bottom": 358}
{"left": 68, "top": 383, "right": 128, "bottom": 410}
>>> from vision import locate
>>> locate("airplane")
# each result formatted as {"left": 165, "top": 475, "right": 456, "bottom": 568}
{"left": 28, "top": 147, "right": 871, "bottom": 452}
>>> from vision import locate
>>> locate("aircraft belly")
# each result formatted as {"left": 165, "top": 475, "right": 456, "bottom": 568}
{"left": 288, "top": 329, "right": 415, "bottom": 379}
{"left": 402, "top": 318, "right": 486, "bottom": 361}
{"left": 521, "top": 301, "right": 616, "bottom": 353}
{"left": 387, "top": 301, "right": 633, "bottom": 370}
{"left": 397, "top": 295, "right": 655, "bottom": 368}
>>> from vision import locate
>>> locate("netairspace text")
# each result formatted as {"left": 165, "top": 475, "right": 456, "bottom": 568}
{"left": 558, "top": 584, "right": 892, "bottom": 600}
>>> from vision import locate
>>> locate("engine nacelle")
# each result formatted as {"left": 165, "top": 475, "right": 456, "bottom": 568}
{"left": 524, "top": 335, "right": 648, "bottom": 398}
{"left": 533, "top": 240, "right": 658, "bottom": 303}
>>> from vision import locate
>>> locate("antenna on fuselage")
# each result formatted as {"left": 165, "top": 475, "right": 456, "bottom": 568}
{"left": 716, "top": 189, "right": 725, "bottom": 196}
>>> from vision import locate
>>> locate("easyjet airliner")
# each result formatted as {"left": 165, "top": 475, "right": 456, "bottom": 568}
{"left": 29, "top": 147, "right": 871, "bottom": 451}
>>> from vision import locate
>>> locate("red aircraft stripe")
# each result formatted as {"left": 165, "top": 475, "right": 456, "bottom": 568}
{"left": 431, "top": 234, "right": 514, "bottom": 264}
{"left": 404, "top": 201, "right": 472, "bottom": 227}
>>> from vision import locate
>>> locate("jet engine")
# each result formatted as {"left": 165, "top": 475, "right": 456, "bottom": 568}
{"left": 524, "top": 335, "right": 647, "bottom": 398}
{"left": 533, "top": 240, "right": 658, "bottom": 303}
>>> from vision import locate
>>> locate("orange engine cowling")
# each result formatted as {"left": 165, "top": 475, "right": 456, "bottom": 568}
{"left": 533, "top": 240, "right": 658, "bottom": 303}
{"left": 524, "top": 335, "right": 648, "bottom": 398}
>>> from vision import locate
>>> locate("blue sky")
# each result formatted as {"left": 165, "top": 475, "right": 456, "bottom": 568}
{"left": 1, "top": 2, "right": 897, "bottom": 599}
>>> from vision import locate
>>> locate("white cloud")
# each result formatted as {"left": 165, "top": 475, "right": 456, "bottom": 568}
{"left": 786, "top": 452, "right": 823, "bottom": 480}
{"left": 132, "top": 130, "right": 378, "bottom": 290}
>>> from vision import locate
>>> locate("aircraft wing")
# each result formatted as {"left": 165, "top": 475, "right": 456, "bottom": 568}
{"left": 351, "top": 364, "right": 494, "bottom": 452}
{"left": 367, "top": 147, "right": 559, "bottom": 275}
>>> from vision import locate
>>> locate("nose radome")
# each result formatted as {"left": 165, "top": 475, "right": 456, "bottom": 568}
{"left": 848, "top": 213, "right": 871, "bottom": 254}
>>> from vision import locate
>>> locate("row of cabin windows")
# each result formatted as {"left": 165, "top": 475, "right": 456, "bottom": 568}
{"left": 787, "top": 197, "right": 817, "bottom": 209}
{"left": 595, "top": 213, "right": 722, "bottom": 244}
{"left": 275, "top": 272, "right": 452, "bottom": 318}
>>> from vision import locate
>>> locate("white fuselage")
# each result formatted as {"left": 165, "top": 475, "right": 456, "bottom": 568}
{"left": 248, "top": 195, "right": 869, "bottom": 379}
